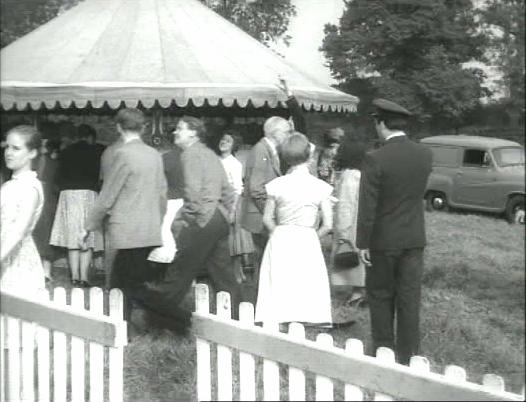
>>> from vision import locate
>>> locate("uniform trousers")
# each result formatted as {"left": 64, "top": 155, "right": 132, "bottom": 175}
{"left": 367, "top": 248, "right": 424, "bottom": 365}
{"left": 133, "top": 208, "right": 241, "bottom": 325}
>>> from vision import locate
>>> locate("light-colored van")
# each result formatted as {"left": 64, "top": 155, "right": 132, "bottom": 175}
{"left": 420, "top": 135, "right": 525, "bottom": 223}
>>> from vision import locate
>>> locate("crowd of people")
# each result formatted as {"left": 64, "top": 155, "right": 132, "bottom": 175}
{"left": 0, "top": 83, "right": 432, "bottom": 365}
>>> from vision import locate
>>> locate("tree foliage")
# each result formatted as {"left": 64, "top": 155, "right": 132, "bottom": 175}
{"left": 199, "top": 0, "right": 296, "bottom": 47}
{"left": 0, "top": 0, "right": 80, "bottom": 48}
{"left": 480, "top": 0, "right": 525, "bottom": 111}
{"left": 321, "top": 0, "right": 488, "bottom": 125}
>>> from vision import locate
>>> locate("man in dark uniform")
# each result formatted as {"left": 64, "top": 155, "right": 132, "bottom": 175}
{"left": 356, "top": 98, "right": 432, "bottom": 365}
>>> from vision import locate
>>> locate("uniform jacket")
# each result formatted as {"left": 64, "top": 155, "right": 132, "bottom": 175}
{"left": 356, "top": 135, "right": 432, "bottom": 251}
{"left": 240, "top": 138, "right": 281, "bottom": 234}
{"left": 86, "top": 138, "right": 167, "bottom": 249}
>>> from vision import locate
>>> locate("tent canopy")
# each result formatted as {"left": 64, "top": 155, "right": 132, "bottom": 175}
{"left": 0, "top": 0, "right": 358, "bottom": 112}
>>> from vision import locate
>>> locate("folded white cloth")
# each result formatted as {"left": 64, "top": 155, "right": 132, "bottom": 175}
{"left": 147, "top": 199, "right": 184, "bottom": 264}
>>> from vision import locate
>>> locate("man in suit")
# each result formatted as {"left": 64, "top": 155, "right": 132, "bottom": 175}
{"left": 132, "top": 116, "right": 241, "bottom": 331}
{"left": 240, "top": 115, "right": 292, "bottom": 266}
{"left": 82, "top": 108, "right": 167, "bottom": 321}
{"left": 356, "top": 98, "right": 432, "bottom": 365}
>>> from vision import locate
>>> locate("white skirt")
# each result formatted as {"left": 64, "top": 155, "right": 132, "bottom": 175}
{"left": 255, "top": 225, "right": 332, "bottom": 325}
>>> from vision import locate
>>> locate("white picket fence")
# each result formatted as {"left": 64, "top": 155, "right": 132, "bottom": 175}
{"left": 0, "top": 287, "right": 127, "bottom": 402}
{"left": 192, "top": 284, "right": 525, "bottom": 401}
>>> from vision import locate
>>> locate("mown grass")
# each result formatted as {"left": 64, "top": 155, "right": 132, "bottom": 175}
{"left": 51, "top": 210, "right": 525, "bottom": 400}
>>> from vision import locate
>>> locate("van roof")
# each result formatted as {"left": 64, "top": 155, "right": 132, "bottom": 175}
{"left": 420, "top": 135, "right": 522, "bottom": 148}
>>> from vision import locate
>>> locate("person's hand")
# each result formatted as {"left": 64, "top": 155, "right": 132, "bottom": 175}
{"left": 234, "top": 263, "right": 246, "bottom": 284}
{"left": 277, "top": 76, "right": 292, "bottom": 97}
{"left": 359, "top": 248, "right": 372, "bottom": 267}
{"left": 78, "top": 229, "right": 90, "bottom": 250}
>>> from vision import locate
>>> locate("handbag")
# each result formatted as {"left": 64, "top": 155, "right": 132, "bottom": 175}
{"left": 333, "top": 241, "right": 360, "bottom": 269}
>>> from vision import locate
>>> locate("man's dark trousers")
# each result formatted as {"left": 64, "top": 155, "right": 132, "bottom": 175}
{"left": 110, "top": 247, "right": 158, "bottom": 321}
{"left": 135, "top": 208, "right": 241, "bottom": 321}
{"left": 366, "top": 248, "right": 424, "bottom": 365}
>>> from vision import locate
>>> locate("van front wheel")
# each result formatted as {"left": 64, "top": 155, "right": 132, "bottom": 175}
{"left": 505, "top": 195, "right": 525, "bottom": 224}
{"left": 426, "top": 192, "right": 448, "bottom": 212}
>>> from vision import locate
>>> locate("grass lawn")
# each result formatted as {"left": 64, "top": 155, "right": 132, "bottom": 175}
{"left": 51, "top": 210, "right": 525, "bottom": 400}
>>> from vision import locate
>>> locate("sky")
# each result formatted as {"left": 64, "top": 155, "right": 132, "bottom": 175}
{"left": 271, "top": 0, "right": 345, "bottom": 86}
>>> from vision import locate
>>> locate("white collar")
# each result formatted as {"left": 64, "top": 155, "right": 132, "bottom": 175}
{"left": 12, "top": 170, "right": 37, "bottom": 180}
{"left": 384, "top": 131, "right": 406, "bottom": 141}
{"left": 288, "top": 163, "right": 309, "bottom": 175}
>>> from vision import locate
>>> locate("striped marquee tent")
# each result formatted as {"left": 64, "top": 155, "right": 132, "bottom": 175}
{"left": 0, "top": 0, "right": 358, "bottom": 113}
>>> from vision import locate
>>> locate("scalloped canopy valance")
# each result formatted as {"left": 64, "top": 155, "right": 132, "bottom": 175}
{"left": 0, "top": 0, "right": 358, "bottom": 113}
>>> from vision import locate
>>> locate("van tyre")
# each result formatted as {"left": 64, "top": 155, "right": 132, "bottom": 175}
{"left": 505, "top": 195, "right": 525, "bottom": 224}
{"left": 426, "top": 192, "right": 448, "bottom": 212}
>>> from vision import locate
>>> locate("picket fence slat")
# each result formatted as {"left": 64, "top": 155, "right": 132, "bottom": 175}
{"left": 109, "top": 289, "right": 125, "bottom": 402}
{"left": 1, "top": 286, "right": 126, "bottom": 402}
{"left": 239, "top": 303, "right": 256, "bottom": 402}
{"left": 263, "top": 321, "right": 280, "bottom": 401}
{"left": 7, "top": 316, "right": 21, "bottom": 402}
{"left": 195, "top": 284, "right": 212, "bottom": 402}
{"left": 89, "top": 287, "right": 104, "bottom": 402}
{"left": 344, "top": 339, "right": 364, "bottom": 401}
{"left": 288, "top": 323, "right": 306, "bottom": 402}
{"left": 316, "top": 333, "right": 334, "bottom": 401}
{"left": 445, "top": 365, "right": 468, "bottom": 382}
{"left": 71, "top": 288, "right": 85, "bottom": 402}
{"left": 217, "top": 292, "right": 233, "bottom": 401}
{"left": 374, "top": 347, "right": 395, "bottom": 401}
{"left": 0, "top": 315, "right": 5, "bottom": 402}
{"left": 1, "top": 289, "right": 126, "bottom": 347}
{"left": 37, "top": 289, "right": 51, "bottom": 402}
{"left": 53, "top": 288, "right": 67, "bottom": 402}
{"left": 21, "top": 319, "right": 35, "bottom": 402}
{"left": 191, "top": 304, "right": 523, "bottom": 401}
{"left": 192, "top": 286, "right": 525, "bottom": 401}
{"left": 482, "top": 374, "right": 505, "bottom": 392}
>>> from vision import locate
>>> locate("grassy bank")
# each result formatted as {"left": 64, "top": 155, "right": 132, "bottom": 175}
{"left": 51, "top": 210, "right": 525, "bottom": 400}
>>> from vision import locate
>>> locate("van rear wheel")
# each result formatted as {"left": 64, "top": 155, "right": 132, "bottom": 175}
{"left": 505, "top": 195, "right": 525, "bottom": 224}
{"left": 426, "top": 192, "right": 448, "bottom": 212}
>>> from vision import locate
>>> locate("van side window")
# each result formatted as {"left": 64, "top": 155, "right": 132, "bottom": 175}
{"left": 429, "top": 146, "right": 458, "bottom": 167}
{"left": 463, "top": 149, "right": 489, "bottom": 167}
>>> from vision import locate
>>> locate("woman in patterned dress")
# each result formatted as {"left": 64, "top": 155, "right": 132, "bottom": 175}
{"left": 1, "top": 125, "right": 46, "bottom": 296}
{"left": 331, "top": 138, "right": 367, "bottom": 305}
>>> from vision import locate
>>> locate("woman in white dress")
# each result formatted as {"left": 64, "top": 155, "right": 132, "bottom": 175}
{"left": 255, "top": 133, "right": 333, "bottom": 326}
{"left": 1, "top": 125, "right": 45, "bottom": 296}
{"left": 331, "top": 138, "right": 367, "bottom": 306}
{"left": 218, "top": 132, "right": 255, "bottom": 282}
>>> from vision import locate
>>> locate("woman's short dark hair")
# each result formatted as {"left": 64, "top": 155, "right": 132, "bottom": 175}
{"left": 223, "top": 131, "right": 242, "bottom": 154}
{"left": 7, "top": 125, "right": 42, "bottom": 151}
{"left": 335, "top": 138, "right": 367, "bottom": 170}
{"left": 115, "top": 108, "right": 146, "bottom": 132}
{"left": 280, "top": 132, "right": 310, "bottom": 167}
{"left": 77, "top": 123, "right": 97, "bottom": 140}
{"left": 179, "top": 116, "right": 206, "bottom": 141}
{"left": 57, "top": 121, "right": 77, "bottom": 140}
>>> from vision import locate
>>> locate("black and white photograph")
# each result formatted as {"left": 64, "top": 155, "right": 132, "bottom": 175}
{"left": 0, "top": 0, "right": 524, "bottom": 400}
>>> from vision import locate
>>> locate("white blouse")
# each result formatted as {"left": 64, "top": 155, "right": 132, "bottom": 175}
{"left": 221, "top": 154, "right": 243, "bottom": 196}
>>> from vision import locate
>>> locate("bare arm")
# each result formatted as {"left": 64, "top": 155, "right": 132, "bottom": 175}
{"left": 262, "top": 197, "right": 277, "bottom": 233}
{"left": 317, "top": 197, "right": 333, "bottom": 238}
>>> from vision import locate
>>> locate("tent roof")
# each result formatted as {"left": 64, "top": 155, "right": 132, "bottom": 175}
{"left": 0, "top": 0, "right": 358, "bottom": 112}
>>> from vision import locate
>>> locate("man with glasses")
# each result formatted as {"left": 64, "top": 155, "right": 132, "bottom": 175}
{"left": 356, "top": 98, "right": 432, "bottom": 365}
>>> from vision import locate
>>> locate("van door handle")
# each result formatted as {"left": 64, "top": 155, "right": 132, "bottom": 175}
{"left": 456, "top": 172, "right": 463, "bottom": 176}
